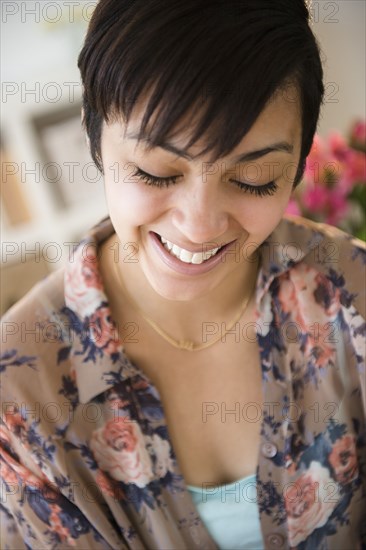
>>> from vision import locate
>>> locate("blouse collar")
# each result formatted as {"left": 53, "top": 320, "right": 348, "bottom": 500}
{"left": 65, "top": 214, "right": 325, "bottom": 403}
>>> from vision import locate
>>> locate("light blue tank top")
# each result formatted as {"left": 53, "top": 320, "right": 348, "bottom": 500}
{"left": 187, "top": 473, "right": 264, "bottom": 550}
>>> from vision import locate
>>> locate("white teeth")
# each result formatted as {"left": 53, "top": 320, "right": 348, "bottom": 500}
{"left": 180, "top": 249, "right": 195, "bottom": 263}
{"left": 172, "top": 244, "right": 181, "bottom": 256}
{"left": 158, "top": 234, "right": 221, "bottom": 264}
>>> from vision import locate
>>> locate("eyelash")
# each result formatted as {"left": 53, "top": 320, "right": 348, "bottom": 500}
{"left": 131, "top": 167, "right": 279, "bottom": 197}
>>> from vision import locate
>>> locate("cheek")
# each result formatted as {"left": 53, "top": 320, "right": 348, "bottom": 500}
{"left": 236, "top": 185, "right": 292, "bottom": 239}
{"left": 103, "top": 162, "right": 164, "bottom": 226}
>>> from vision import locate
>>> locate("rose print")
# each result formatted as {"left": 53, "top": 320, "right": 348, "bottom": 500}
{"left": 82, "top": 262, "right": 103, "bottom": 290}
{"left": 278, "top": 265, "right": 340, "bottom": 368}
{"left": 95, "top": 470, "right": 124, "bottom": 500}
{"left": 2, "top": 404, "right": 27, "bottom": 443}
{"left": 65, "top": 244, "right": 104, "bottom": 317}
{"left": 0, "top": 442, "right": 52, "bottom": 494}
{"left": 149, "top": 434, "right": 174, "bottom": 479}
{"left": 90, "top": 417, "right": 154, "bottom": 488}
{"left": 49, "top": 504, "right": 75, "bottom": 546}
{"left": 0, "top": 460, "right": 19, "bottom": 486}
{"left": 0, "top": 425, "right": 11, "bottom": 445}
{"left": 89, "top": 306, "right": 120, "bottom": 356}
{"left": 285, "top": 461, "right": 340, "bottom": 547}
{"left": 329, "top": 434, "right": 358, "bottom": 484}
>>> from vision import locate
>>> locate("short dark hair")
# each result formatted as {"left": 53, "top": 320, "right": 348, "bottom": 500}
{"left": 78, "top": 0, "right": 324, "bottom": 187}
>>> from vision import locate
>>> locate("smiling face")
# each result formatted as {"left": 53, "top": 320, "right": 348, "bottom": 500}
{"left": 100, "top": 87, "right": 302, "bottom": 303}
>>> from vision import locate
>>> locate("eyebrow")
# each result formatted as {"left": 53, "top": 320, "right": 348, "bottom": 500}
{"left": 125, "top": 131, "right": 293, "bottom": 163}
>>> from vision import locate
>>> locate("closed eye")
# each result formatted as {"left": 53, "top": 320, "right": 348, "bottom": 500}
{"left": 131, "top": 167, "right": 279, "bottom": 197}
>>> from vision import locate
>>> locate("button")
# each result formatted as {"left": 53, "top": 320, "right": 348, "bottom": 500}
{"left": 265, "top": 533, "right": 285, "bottom": 548}
{"left": 261, "top": 442, "right": 277, "bottom": 458}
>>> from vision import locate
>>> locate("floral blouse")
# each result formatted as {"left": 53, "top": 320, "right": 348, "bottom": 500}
{"left": 1, "top": 214, "right": 365, "bottom": 550}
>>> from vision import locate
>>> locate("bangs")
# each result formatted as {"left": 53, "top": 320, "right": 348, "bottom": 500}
{"left": 78, "top": 0, "right": 323, "bottom": 177}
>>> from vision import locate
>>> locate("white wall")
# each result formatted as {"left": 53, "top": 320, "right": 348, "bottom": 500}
{"left": 311, "top": 0, "right": 366, "bottom": 136}
{"left": 1, "top": 1, "right": 107, "bottom": 268}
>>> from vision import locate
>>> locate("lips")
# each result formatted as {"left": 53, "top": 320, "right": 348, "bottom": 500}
{"left": 149, "top": 231, "right": 237, "bottom": 276}
{"left": 155, "top": 232, "right": 225, "bottom": 254}
{"left": 155, "top": 233, "right": 225, "bottom": 263}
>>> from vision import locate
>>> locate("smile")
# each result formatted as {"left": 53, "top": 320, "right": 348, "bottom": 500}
{"left": 157, "top": 235, "right": 223, "bottom": 264}
{"left": 150, "top": 232, "right": 237, "bottom": 276}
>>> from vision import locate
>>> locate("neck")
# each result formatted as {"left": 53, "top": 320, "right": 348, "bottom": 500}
{"left": 108, "top": 235, "right": 260, "bottom": 344}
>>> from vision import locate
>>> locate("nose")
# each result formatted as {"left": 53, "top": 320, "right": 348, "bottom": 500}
{"left": 170, "top": 176, "right": 229, "bottom": 246}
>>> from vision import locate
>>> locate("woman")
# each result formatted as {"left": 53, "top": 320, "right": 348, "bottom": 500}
{"left": 1, "top": 1, "right": 365, "bottom": 548}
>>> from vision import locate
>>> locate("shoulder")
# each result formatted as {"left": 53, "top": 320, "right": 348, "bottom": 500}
{"left": 273, "top": 214, "right": 366, "bottom": 319}
{"left": 1, "top": 264, "right": 66, "bottom": 324}
{"left": 1, "top": 265, "right": 66, "bottom": 350}
{"left": 0, "top": 266, "right": 76, "bottom": 406}
{"left": 1, "top": 216, "right": 117, "bottom": 406}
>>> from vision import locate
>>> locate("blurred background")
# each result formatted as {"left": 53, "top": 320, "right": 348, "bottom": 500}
{"left": 1, "top": 0, "right": 365, "bottom": 315}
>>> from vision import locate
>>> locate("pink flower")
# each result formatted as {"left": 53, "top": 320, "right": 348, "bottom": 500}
{"left": 350, "top": 120, "right": 366, "bottom": 148}
{"left": 298, "top": 126, "right": 365, "bottom": 231}
{"left": 324, "top": 189, "right": 349, "bottom": 225}
{"left": 328, "top": 435, "right": 358, "bottom": 484}
{"left": 285, "top": 199, "right": 301, "bottom": 216}
{"left": 344, "top": 150, "right": 366, "bottom": 185}
{"left": 90, "top": 417, "right": 154, "bottom": 488}
{"left": 301, "top": 183, "right": 349, "bottom": 225}
{"left": 302, "top": 185, "right": 329, "bottom": 212}
{"left": 285, "top": 461, "right": 340, "bottom": 547}
{"left": 328, "top": 131, "right": 351, "bottom": 163}
{"left": 307, "top": 134, "right": 326, "bottom": 160}
{"left": 304, "top": 135, "right": 338, "bottom": 187}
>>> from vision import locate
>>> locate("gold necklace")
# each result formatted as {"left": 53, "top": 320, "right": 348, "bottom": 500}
{"left": 113, "top": 254, "right": 259, "bottom": 352}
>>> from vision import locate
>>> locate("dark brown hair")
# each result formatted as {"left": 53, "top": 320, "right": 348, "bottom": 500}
{"left": 78, "top": 0, "right": 324, "bottom": 187}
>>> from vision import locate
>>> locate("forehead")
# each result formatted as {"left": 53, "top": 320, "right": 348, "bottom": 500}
{"left": 110, "top": 84, "right": 302, "bottom": 160}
